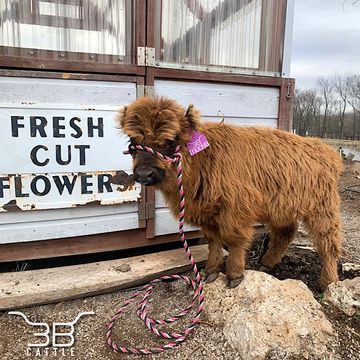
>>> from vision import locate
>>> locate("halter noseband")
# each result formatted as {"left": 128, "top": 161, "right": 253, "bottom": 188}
{"left": 124, "top": 143, "right": 182, "bottom": 164}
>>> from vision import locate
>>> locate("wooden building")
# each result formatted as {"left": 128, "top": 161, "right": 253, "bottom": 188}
{"left": 0, "top": 0, "right": 295, "bottom": 262}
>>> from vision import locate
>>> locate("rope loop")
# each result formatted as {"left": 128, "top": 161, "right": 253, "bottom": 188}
{"left": 107, "top": 144, "right": 205, "bottom": 355}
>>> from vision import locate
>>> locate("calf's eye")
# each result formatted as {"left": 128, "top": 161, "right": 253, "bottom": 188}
{"left": 165, "top": 139, "right": 175, "bottom": 148}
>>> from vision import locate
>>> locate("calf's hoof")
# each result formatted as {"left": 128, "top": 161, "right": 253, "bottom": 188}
{"left": 225, "top": 274, "right": 244, "bottom": 288}
{"left": 319, "top": 273, "right": 339, "bottom": 291}
{"left": 258, "top": 265, "right": 272, "bottom": 273}
{"left": 204, "top": 272, "right": 219, "bottom": 284}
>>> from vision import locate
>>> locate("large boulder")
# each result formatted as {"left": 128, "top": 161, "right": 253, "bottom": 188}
{"left": 204, "top": 271, "right": 336, "bottom": 360}
{"left": 323, "top": 277, "right": 360, "bottom": 316}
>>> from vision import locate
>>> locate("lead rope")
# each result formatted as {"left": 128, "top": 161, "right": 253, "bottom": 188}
{"left": 106, "top": 144, "right": 205, "bottom": 355}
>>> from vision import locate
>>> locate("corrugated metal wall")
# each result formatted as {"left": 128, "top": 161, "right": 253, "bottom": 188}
{"left": 1, "top": 0, "right": 287, "bottom": 74}
{"left": 0, "top": 0, "right": 133, "bottom": 62}
{"left": 156, "top": 0, "right": 286, "bottom": 74}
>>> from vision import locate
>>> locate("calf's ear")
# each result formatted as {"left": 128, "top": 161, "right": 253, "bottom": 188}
{"left": 117, "top": 105, "right": 128, "bottom": 129}
{"left": 184, "top": 104, "right": 200, "bottom": 131}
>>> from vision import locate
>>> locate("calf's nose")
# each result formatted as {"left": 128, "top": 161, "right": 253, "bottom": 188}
{"left": 135, "top": 168, "right": 154, "bottom": 184}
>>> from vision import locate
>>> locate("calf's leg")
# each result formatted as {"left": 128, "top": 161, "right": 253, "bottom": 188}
{"left": 203, "top": 231, "right": 224, "bottom": 283}
{"left": 225, "top": 243, "right": 247, "bottom": 288}
{"left": 305, "top": 209, "right": 341, "bottom": 290}
{"left": 224, "top": 226, "right": 254, "bottom": 288}
{"left": 261, "top": 223, "right": 297, "bottom": 268}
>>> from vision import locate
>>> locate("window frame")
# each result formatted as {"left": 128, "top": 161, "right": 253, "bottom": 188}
{"left": 0, "top": 0, "right": 144, "bottom": 75}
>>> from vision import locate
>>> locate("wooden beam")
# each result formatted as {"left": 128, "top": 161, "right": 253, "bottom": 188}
{"left": 0, "top": 69, "right": 137, "bottom": 83}
{"left": 0, "top": 225, "right": 265, "bottom": 263}
{"left": 0, "top": 244, "right": 211, "bottom": 310}
{"left": 0, "top": 230, "right": 203, "bottom": 263}
{"left": 0, "top": 50, "right": 144, "bottom": 76}
{"left": 154, "top": 67, "right": 283, "bottom": 87}
{"left": 145, "top": 187, "right": 156, "bottom": 239}
{"left": 135, "top": 0, "right": 146, "bottom": 49}
{"left": 278, "top": 78, "right": 295, "bottom": 131}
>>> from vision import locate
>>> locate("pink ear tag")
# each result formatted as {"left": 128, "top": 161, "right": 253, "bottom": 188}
{"left": 186, "top": 131, "right": 209, "bottom": 156}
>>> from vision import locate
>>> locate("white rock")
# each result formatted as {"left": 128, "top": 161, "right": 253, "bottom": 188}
{"left": 323, "top": 277, "right": 360, "bottom": 316}
{"left": 342, "top": 263, "right": 360, "bottom": 272}
{"left": 204, "top": 271, "right": 336, "bottom": 360}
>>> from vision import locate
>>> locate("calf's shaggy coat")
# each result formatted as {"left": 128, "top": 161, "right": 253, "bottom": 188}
{"left": 119, "top": 97, "right": 343, "bottom": 290}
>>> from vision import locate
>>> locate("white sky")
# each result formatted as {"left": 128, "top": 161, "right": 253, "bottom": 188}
{"left": 291, "top": 0, "right": 360, "bottom": 89}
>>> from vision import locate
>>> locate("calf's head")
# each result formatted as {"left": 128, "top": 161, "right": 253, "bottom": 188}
{"left": 118, "top": 97, "right": 199, "bottom": 186}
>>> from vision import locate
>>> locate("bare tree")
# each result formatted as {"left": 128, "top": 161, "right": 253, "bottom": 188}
{"left": 293, "top": 89, "right": 305, "bottom": 134}
{"left": 317, "top": 76, "right": 335, "bottom": 137}
{"left": 348, "top": 75, "right": 360, "bottom": 139}
{"left": 342, "top": 0, "right": 360, "bottom": 8}
{"left": 314, "top": 96, "right": 324, "bottom": 136}
{"left": 332, "top": 74, "right": 352, "bottom": 139}
{"left": 350, "top": 74, "right": 360, "bottom": 99}
{"left": 294, "top": 89, "right": 321, "bottom": 136}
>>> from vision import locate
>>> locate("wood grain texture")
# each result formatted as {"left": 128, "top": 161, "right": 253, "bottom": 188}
{"left": 0, "top": 229, "right": 203, "bottom": 262}
{"left": 0, "top": 69, "right": 137, "bottom": 83}
{"left": 278, "top": 78, "right": 295, "bottom": 131}
{"left": 0, "top": 244, "right": 210, "bottom": 310}
{"left": 154, "top": 68, "right": 283, "bottom": 86}
{"left": 0, "top": 54, "right": 145, "bottom": 76}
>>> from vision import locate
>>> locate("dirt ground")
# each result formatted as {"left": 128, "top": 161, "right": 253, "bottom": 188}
{"left": 0, "top": 163, "right": 359, "bottom": 360}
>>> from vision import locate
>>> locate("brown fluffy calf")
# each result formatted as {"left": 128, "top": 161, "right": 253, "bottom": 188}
{"left": 119, "top": 97, "right": 343, "bottom": 290}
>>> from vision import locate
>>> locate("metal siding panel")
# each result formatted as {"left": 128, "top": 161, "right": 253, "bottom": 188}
{"left": 282, "top": 0, "right": 295, "bottom": 77}
{"left": 203, "top": 116, "right": 277, "bottom": 128}
{"left": 154, "top": 80, "right": 279, "bottom": 119}
{"left": 0, "top": 0, "right": 133, "bottom": 59}
{"left": 0, "top": 77, "right": 135, "bottom": 108}
{"left": 0, "top": 212, "right": 139, "bottom": 244}
{"left": 159, "top": 0, "right": 261, "bottom": 68}
{"left": 156, "top": 0, "right": 286, "bottom": 75}
{"left": 154, "top": 208, "right": 198, "bottom": 237}
{"left": 1, "top": 203, "right": 137, "bottom": 225}
{"left": 155, "top": 191, "right": 168, "bottom": 209}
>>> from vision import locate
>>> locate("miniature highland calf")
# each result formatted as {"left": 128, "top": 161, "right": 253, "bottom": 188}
{"left": 118, "top": 97, "right": 343, "bottom": 290}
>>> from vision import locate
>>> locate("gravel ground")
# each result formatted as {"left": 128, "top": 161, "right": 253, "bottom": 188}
{"left": 0, "top": 163, "right": 359, "bottom": 360}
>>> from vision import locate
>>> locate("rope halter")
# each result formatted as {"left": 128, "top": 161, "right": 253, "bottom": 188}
{"left": 106, "top": 143, "right": 205, "bottom": 355}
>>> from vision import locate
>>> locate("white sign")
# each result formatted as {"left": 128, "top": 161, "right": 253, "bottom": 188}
{"left": 0, "top": 108, "right": 140, "bottom": 211}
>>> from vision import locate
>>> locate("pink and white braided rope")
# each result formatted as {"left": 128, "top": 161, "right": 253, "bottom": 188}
{"left": 106, "top": 144, "right": 205, "bottom": 355}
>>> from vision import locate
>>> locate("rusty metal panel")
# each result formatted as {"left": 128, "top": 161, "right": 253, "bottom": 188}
{"left": 0, "top": 78, "right": 140, "bottom": 213}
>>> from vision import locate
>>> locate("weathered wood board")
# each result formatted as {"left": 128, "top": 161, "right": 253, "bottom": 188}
{"left": 0, "top": 244, "right": 210, "bottom": 310}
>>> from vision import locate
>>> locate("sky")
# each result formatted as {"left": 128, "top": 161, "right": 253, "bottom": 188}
{"left": 291, "top": 0, "right": 360, "bottom": 89}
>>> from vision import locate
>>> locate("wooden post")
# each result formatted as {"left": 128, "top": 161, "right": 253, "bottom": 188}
{"left": 278, "top": 78, "right": 295, "bottom": 131}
